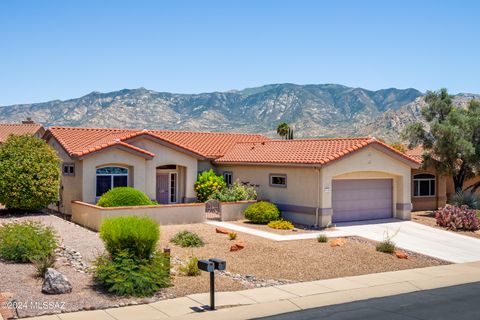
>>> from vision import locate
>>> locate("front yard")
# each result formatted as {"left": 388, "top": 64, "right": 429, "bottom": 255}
{"left": 1, "top": 213, "right": 448, "bottom": 318}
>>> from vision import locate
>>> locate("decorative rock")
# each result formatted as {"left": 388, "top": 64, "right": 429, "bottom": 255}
{"left": 216, "top": 227, "right": 231, "bottom": 234}
{"left": 395, "top": 250, "right": 408, "bottom": 259}
{"left": 230, "top": 241, "right": 246, "bottom": 251}
{"left": 330, "top": 238, "right": 347, "bottom": 247}
{"left": 42, "top": 268, "right": 73, "bottom": 294}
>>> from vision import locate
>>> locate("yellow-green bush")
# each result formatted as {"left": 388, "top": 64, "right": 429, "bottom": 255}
{"left": 194, "top": 169, "right": 226, "bottom": 202}
{"left": 267, "top": 219, "right": 294, "bottom": 230}
{"left": 244, "top": 201, "right": 280, "bottom": 224}
{"left": 97, "top": 187, "right": 156, "bottom": 207}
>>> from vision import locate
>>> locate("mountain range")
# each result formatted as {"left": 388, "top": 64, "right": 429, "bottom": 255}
{"left": 1, "top": 84, "right": 478, "bottom": 142}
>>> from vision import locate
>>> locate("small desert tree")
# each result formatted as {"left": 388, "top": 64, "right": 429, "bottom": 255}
{"left": 403, "top": 89, "right": 480, "bottom": 192}
{"left": 0, "top": 135, "right": 61, "bottom": 210}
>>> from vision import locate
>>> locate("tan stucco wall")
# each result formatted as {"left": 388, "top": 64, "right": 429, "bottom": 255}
{"left": 72, "top": 201, "right": 206, "bottom": 231}
{"left": 411, "top": 167, "right": 447, "bottom": 211}
{"left": 47, "top": 138, "right": 83, "bottom": 215}
{"left": 216, "top": 165, "right": 318, "bottom": 207}
{"left": 198, "top": 160, "right": 215, "bottom": 173}
{"left": 82, "top": 148, "right": 146, "bottom": 205}
{"left": 130, "top": 139, "right": 198, "bottom": 201}
{"left": 220, "top": 200, "right": 257, "bottom": 221}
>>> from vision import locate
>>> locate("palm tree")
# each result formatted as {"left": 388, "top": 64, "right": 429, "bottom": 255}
{"left": 276, "top": 122, "right": 290, "bottom": 140}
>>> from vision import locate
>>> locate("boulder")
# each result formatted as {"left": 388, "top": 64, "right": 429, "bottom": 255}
{"left": 230, "top": 241, "right": 246, "bottom": 251}
{"left": 42, "top": 268, "right": 72, "bottom": 294}
{"left": 330, "top": 238, "right": 347, "bottom": 247}
{"left": 395, "top": 250, "right": 408, "bottom": 259}
{"left": 216, "top": 227, "right": 231, "bottom": 234}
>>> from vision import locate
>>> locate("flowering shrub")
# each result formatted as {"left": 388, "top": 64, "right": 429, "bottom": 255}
{"left": 209, "top": 181, "right": 257, "bottom": 202}
{"left": 195, "top": 170, "right": 226, "bottom": 202}
{"left": 244, "top": 201, "right": 280, "bottom": 224}
{"left": 435, "top": 205, "right": 480, "bottom": 231}
{"left": 268, "top": 219, "right": 294, "bottom": 230}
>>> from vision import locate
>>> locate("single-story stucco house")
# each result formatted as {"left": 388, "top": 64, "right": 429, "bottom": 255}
{"left": 0, "top": 119, "right": 45, "bottom": 143}
{"left": 44, "top": 126, "right": 421, "bottom": 227}
{"left": 406, "top": 146, "right": 480, "bottom": 211}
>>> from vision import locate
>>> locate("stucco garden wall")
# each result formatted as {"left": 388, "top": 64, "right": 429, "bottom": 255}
{"left": 71, "top": 201, "right": 206, "bottom": 231}
{"left": 220, "top": 200, "right": 257, "bottom": 221}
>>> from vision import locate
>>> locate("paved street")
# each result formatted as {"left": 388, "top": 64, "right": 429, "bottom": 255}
{"left": 257, "top": 281, "right": 480, "bottom": 320}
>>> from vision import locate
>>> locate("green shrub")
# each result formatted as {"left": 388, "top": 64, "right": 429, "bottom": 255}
{"left": 228, "top": 232, "right": 237, "bottom": 240}
{"left": 0, "top": 221, "right": 57, "bottom": 263}
{"left": 94, "top": 250, "right": 170, "bottom": 297}
{"left": 450, "top": 191, "right": 480, "bottom": 209}
{"left": 0, "top": 135, "right": 60, "bottom": 210}
{"left": 376, "top": 239, "right": 396, "bottom": 254}
{"left": 317, "top": 234, "right": 328, "bottom": 243}
{"left": 179, "top": 256, "right": 200, "bottom": 276}
{"left": 99, "top": 216, "right": 159, "bottom": 259}
{"left": 97, "top": 187, "right": 156, "bottom": 207}
{"left": 170, "top": 230, "right": 204, "bottom": 247}
{"left": 32, "top": 254, "right": 56, "bottom": 278}
{"left": 209, "top": 182, "right": 257, "bottom": 202}
{"left": 267, "top": 219, "right": 294, "bottom": 230}
{"left": 195, "top": 169, "right": 226, "bottom": 202}
{"left": 244, "top": 201, "right": 280, "bottom": 224}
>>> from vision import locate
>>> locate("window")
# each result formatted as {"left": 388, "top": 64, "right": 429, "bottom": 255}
{"left": 170, "top": 172, "right": 177, "bottom": 203}
{"left": 269, "top": 174, "right": 287, "bottom": 187}
{"left": 96, "top": 166, "right": 128, "bottom": 197}
{"left": 413, "top": 173, "right": 435, "bottom": 197}
{"left": 223, "top": 172, "right": 233, "bottom": 186}
{"left": 62, "top": 163, "right": 75, "bottom": 176}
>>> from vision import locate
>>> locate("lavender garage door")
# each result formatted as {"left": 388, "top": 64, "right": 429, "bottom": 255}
{"left": 332, "top": 179, "right": 393, "bottom": 223}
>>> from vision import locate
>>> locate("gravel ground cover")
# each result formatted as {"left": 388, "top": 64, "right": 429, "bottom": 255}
{"left": 229, "top": 220, "right": 315, "bottom": 234}
{"left": 411, "top": 211, "right": 480, "bottom": 239}
{"left": 0, "top": 212, "right": 448, "bottom": 318}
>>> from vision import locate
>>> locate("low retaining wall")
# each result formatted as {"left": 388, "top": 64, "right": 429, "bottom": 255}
{"left": 220, "top": 200, "right": 256, "bottom": 221}
{"left": 71, "top": 201, "right": 206, "bottom": 231}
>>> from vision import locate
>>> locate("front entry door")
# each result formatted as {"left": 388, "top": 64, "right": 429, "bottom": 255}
{"left": 156, "top": 173, "right": 169, "bottom": 204}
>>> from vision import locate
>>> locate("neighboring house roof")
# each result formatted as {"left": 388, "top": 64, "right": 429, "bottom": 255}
{"left": 405, "top": 145, "right": 425, "bottom": 162}
{"left": 0, "top": 123, "right": 45, "bottom": 143}
{"left": 45, "top": 126, "right": 268, "bottom": 159}
{"left": 215, "top": 137, "right": 421, "bottom": 166}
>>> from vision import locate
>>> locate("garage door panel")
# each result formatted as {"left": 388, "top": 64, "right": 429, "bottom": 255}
{"left": 332, "top": 179, "right": 393, "bottom": 223}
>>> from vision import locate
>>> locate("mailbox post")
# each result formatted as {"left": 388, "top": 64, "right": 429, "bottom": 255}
{"left": 197, "top": 258, "right": 226, "bottom": 310}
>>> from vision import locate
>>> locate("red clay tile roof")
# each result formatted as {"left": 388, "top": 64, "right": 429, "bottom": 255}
{"left": 215, "top": 137, "right": 421, "bottom": 166}
{"left": 405, "top": 145, "right": 425, "bottom": 162}
{"left": 0, "top": 123, "right": 44, "bottom": 143}
{"left": 46, "top": 126, "right": 268, "bottom": 159}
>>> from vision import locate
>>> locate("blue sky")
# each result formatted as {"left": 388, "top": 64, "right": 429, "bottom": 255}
{"left": 1, "top": 0, "right": 479, "bottom": 105}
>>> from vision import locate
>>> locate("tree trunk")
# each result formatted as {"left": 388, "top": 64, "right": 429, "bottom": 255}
{"left": 453, "top": 162, "right": 467, "bottom": 192}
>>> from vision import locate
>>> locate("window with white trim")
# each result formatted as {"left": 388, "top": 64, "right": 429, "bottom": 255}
{"left": 413, "top": 173, "right": 435, "bottom": 197}
{"left": 269, "top": 174, "right": 287, "bottom": 187}
{"left": 96, "top": 166, "right": 128, "bottom": 197}
{"left": 223, "top": 172, "right": 233, "bottom": 186}
{"left": 62, "top": 163, "right": 75, "bottom": 176}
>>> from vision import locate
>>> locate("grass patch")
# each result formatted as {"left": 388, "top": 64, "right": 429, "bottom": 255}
{"left": 170, "top": 231, "right": 204, "bottom": 248}
{"left": 317, "top": 234, "right": 328, "bottom": 243}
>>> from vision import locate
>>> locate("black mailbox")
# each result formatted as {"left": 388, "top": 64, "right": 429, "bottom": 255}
{"left": 198, "top": 259, "right": 215, "bottom": 272}
{"left": 209, "top": 258, "right": 226, "bottom": 271}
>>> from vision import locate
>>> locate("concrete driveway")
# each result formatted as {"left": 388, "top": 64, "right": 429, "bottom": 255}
{"left": 335, "top": 219, "right": 480, "bottom": 263}
{"left": 209, "top": 219, "right": 480, "bottom": 263}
